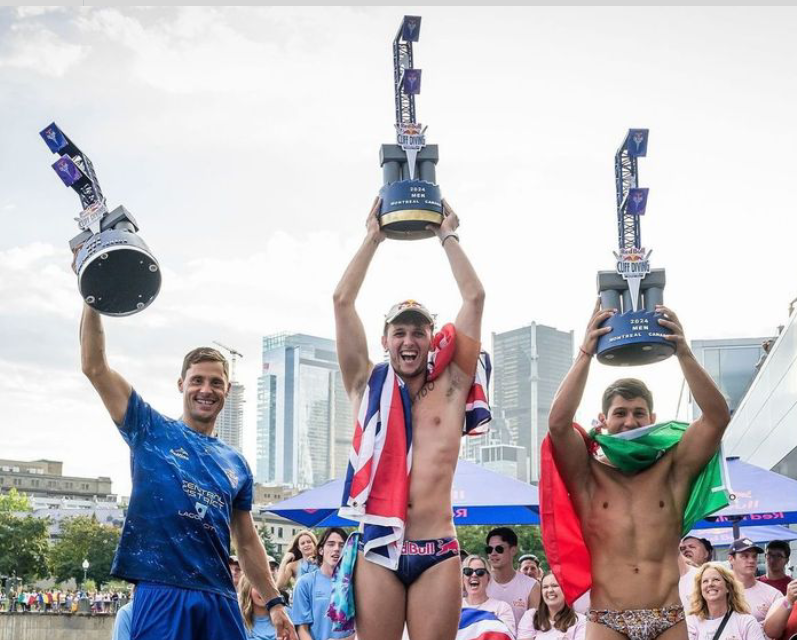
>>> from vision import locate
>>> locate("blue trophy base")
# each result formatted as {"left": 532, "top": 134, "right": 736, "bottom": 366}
{"left": 596, "top": 310, "right": 675, "bottom": 366}
{"left": 379, "top": 180, "right": 443, "bottom": 240}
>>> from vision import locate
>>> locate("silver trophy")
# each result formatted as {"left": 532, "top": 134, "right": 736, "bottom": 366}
{"left": 41, "top": 123, "right": 161, "bottom": 316}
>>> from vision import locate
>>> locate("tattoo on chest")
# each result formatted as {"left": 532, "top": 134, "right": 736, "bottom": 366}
{"left": 414, "top": 380, "right": 435, "bottom": 403}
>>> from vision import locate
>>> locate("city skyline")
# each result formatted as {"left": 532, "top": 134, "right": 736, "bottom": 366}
{"left": 4, "top": 7, "right": 797, "bottom": 497}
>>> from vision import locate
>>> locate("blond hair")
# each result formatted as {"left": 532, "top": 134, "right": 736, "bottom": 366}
{"left": 237, "top": 573, "right": 257, "bottom": 631}
{"left": 689, "top": 562, "right": 750, "bottom": 619}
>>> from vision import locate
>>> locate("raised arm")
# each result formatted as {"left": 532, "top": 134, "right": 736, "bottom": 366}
{"left": 332, "top": 198, "right": 384, "bottom": 399}
{"left": 80, "top": 304, "right": 132, "bottom": 425}
{"left": 547, "top": 300, "right": 615, "bottom": 492}
{"left": 664, "top": 306, "right": 731, "bottom": 482}
{"left": 430, "top": 200, "right": 485, "bottom": 342}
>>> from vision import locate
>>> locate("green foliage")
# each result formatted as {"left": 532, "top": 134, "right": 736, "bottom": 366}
{"left": 0, "top": 488, "right": 32, "bottom": 512}
{"left": 48, "top": 516, "right": 120, "bottom": 587}
{"left": 0, "top": 511, "right": 49, "bottom": 582}
{"left": 456, "top": 525, "right": 547, "bottom": 569}
{"left": 257, "top": 524, "right": 279, "bottom": 559}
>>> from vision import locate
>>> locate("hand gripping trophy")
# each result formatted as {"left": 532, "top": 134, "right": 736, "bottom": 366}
{"left": 40, "top": 123, "right": 161, "bottom": 316}
{"left": 596, "top": 129, "right": 673, "bottom": 365}
{"left": 377, "top": 15, "right": 444, "bottom": 240}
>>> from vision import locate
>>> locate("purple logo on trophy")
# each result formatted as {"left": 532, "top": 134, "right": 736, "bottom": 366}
{"left": 401, "top": 69, "right": 422, "bottom": 95}
{"left": 627, "top": 187, "right": 649, "bottom": 216}
{"left": 40, "top": 123, "right": 68, "bottom": 154}
{"left": 402, "top": 16, "right": 421, "bottom": 42}
{"left": 52, "top": 156, "right": 83, "bottom": 187}
{"left": 626, "top": 129, "right": 649, "bottom": 157}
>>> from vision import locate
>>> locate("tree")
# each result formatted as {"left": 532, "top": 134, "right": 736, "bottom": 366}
{"left": 456, "top": 525, "right": 547, "bottom": 569}
{"left": 257, "top": 524, "right": 279, "bottom": 560}
{"left": 0, "top": 511, "right": 49, "bottom": 583}
{"left": 49, "top": 515, "right": 120, "bottom": 587}
{"left": 0, "top": 488, "right": 32, "bottom": 512}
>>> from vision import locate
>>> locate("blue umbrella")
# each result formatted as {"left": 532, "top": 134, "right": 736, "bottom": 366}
{"left": 262, "top": 459, "right": 539, "bottom": 527}
{"left": 687, "top": 525, "right": 797, "bottom": 548}
{"left": 693, "top": 457, "right": 797, "bottom": 529}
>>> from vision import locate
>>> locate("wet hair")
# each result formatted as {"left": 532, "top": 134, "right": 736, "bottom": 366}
{"left": 486, "top": 527, "right": 518, "bottom": 548}
{"left": 286, "top": 530, "right": 318, "bottom": 565}
{"left": 534, "top": 572, "right": 577, "bottom": 632}
{"left": 689, "top": 562, "right": 749, "bottom": 619}
{"left": 317, "top": 527, "right": 348, "bottom": 564}
{"left": 601, "top": 378, "right": 654, "bottom": 415}
{"left": 181, "top": 347, "right": 229, "bottom": 381}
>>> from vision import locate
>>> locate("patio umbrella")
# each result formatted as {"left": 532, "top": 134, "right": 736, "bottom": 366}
{"left": 262, "top": 459, "right": 539, "bottom": 527}
{"left": 692, "top": 457, "right": 797, "bottom": 530}
{"left": 686, "top": 524, "right": 797, "bottom": 548}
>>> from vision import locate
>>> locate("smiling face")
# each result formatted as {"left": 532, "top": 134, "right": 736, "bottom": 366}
{"left": 700, "top": 567, "right": 729, "bottom": 607}
{"left": 463, "top": 558, "right": 489, "bottom": 598}
{"left": 178, "top": 361, "right": 229, "bottom": 426}
{"left": 298, "top": 534, "right": 316, "bottom": 559}
{"left": 600, "top": 396, "right": 655, "bottom": 435}
{"left": 319, "top": 532, "right": 345, "bottom": 571}
{"left": 729, "top": 549, "right": 759, "bottom": 581}
{"left": 381, "top": 320, "right": 432, "bottom": 380}
{"left": 541, "top": 573, "right": 565, "bottom": 610}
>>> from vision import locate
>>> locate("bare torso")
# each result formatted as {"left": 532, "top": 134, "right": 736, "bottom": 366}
{"left": 575, "top": 450, "right": 688, "bottom": 610}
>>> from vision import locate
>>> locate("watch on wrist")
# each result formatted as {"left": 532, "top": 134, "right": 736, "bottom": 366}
{"left": 265, "top": 595, "right": 286, "bottom": 612}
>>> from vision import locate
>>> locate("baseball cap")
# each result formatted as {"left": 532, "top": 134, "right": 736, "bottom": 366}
{"left": 728, "top": 538, "right": 764, "bottom": 555}
{"left": 518, "top": 554, "right": 540, "bottom": 565}
{"left": 385, "top": 300, "right": 434, "bottom": 326}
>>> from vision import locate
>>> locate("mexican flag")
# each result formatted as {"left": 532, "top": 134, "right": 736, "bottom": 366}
{"left": 540, "top": 421, "right": 730, "bottom": 605}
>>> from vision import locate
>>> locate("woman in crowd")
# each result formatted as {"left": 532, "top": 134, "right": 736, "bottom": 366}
{"left": 763, "top": 577, "right": 797, "bottom": 640}
{"left": 276, "top": 530, "right": 318, "bottom": 591}
{"left": 517, "top": 572, "right": 585, "bottom": 640}
{"left": 686, "top": 562, "right": 764, "bottom": 640}
{"left": 239, "top": 573, "right": 289, "bottom": 640}
{"left": 462, "top": 555, "right": 517, "bottom": 637}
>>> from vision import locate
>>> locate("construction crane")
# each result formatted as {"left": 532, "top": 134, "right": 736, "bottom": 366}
{"left": 212, "top": 341, "right": 243, "bottom": 382}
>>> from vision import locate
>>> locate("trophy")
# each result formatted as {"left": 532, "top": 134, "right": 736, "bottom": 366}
{"left": 596, "top": 129, "right": 674, "bottom": 366}
{"left": 40, "top": 123, "right": 161, "bottom": 316}
{"left": 378, "top": 15, "right": 443, "bottom": 240}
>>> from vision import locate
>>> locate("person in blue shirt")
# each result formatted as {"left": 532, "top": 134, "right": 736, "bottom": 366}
{"left": 79, "top": 303, "right": 297, "bottom": 640}
{"left": 291, "top": 528, "right": 353, "bottom": 640}
{"left": 112, "top": 598, "right": 134, "bottom": 640}
{"left": 277, "top": 530, "right": 318, "bottom": 592}
{"left": 240, "top": 572, "right": 293, "bottom": 640}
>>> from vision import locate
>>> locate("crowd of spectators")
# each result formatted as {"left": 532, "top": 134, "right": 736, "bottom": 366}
{"left": 3, "top": 526, "right": 796, "bottom": 640}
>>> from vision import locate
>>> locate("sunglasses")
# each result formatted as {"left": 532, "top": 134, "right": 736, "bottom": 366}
{"left": 463, "top": 568, "right": 488, "bottom": 577}
{"left": 485, "top": 545, "right": 506, "bottom": 555}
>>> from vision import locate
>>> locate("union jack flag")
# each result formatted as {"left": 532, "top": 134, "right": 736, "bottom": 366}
{"left": 457, "top": 609, "right": 514, "bottom": 640}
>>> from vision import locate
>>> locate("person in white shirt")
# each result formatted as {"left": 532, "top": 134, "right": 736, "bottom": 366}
{"left": 679, "top": 536, "right": 714, "bottom": 609}
{"left": 462, "top": 555, "right": 517, "bottom": 638}
{"left": 728, "top": 538, "right": 782, "bottom": 627}
{"left": 485, "top": 527, "right": 540, "bottom": 627}
{"left": 686, "top": 562, "right": 764, "bottom": 640}
{"left": 517, "top": 573, "right": 585, "bottom": 640}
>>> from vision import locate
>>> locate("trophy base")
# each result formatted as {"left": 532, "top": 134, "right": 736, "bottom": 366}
{"left": 596, "top": 310, "right": 675, "bottom": 366}
{"left": 76, "top": 230, "right": 162, "bottom": 317}
{"left": 379, "top": 180, "right": 443, "bottom": 240}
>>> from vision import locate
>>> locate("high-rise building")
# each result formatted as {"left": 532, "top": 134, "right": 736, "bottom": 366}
{"left": 689, "top": 337, "right": 773, "bottom": 420}
{"left": 256, "top": 333, "right": 353, "bottom": 488}
{"left": 490, "top": 323, "right": 574, "bottom": 483}
{"left": 216, "top": 380, "right": 245, "bottom": 452}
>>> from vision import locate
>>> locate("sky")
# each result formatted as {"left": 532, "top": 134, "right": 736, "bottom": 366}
{"left": 2, "top": 6, "right": 796, "bottom": 498}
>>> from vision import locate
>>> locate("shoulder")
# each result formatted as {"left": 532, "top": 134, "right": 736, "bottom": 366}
{"left": 516, "top": 572, "right": 538, "bottom": 589}
{"left": 754, "top": 580, "right": 782, "bottom": 599}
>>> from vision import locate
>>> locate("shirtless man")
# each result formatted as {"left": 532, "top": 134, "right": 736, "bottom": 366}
{"left": 548, "top": 302, "right": 731, "bottom": 640}
{"left": 333, "top": 198, "right": 485, "bottom": 640}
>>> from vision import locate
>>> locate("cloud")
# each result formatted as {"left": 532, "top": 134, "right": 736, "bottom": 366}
{"left": 0, "top": 23, "right": 87, "bottom": 77}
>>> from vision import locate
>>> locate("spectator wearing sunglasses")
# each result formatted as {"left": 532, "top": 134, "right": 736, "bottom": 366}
{"left": 462, "top": 556, "right": 517, "bottom": 638}
{"left": 485, "top": 527, "right": 541, "bottom": 626}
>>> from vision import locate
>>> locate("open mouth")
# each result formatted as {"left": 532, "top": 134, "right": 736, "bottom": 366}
{"left": 195, "top": 397, "right": 217, "bottom": 408}
{"left": 400, "top": 350, "right": 419, "bottom": 363}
